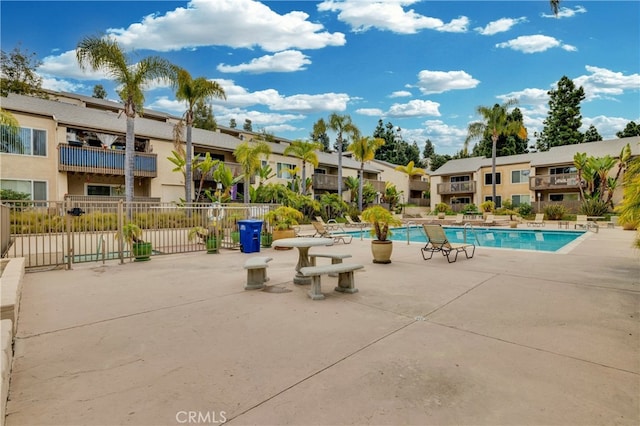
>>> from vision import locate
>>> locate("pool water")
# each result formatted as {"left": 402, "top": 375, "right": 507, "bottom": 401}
{"left": 352, "top": 226, "right": 587, "bottom": 252}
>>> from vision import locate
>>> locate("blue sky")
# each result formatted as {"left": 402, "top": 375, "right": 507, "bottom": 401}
{"left": 2, "top": 0, "right": 639, "bottom": 155}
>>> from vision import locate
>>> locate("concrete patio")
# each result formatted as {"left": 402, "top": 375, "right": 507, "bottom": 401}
{"left": 3, "top": 227, "right": 639, "bottom": 425}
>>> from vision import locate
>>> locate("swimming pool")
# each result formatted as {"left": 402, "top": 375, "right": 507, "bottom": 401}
{"left": 350, "top": 226, "right": 587, "bottom": 252}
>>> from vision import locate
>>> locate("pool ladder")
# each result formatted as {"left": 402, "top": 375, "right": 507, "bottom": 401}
{"left": 463, "top": 223, "right": 481, "bottom": 246}
{"left": 405, "top": 221, "right": 417, "bottom": 244}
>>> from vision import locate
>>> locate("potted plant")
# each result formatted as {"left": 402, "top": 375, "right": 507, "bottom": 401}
{"left": 119, "top": 222, "right": 152, "bottom": 261}
{"left": 480, "top": 200, "right": 495, "bottom": 218}
{"left": 260, "top": 230, "right": 273, "bottom": 248}
{"left": 434, "top": 202, "right": 449, "bottom": 219}
{"left": 264, "top": 206, "right": 303, "bottom": 247}
{"left": 188, "top": 225, "right": 219, "bottom": 254}
{"left": 361, "top": 205, "right": 403, "bottom": 264}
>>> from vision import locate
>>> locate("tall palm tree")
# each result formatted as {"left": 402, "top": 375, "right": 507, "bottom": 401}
{"left": 348, "top": 136, "right": 385, "bottom": 212}
{"left": 76, "top": 35, "right": 176, "bottom": 203}
{"left": 465, "top": 99, "right": 527, "bottom": 203}
{"left": 174, "top": 68, "right": 226, "bottom": 203}
{"left": 327, "top": 113, "right": 360, "bottom": 199}
{"left": 233, "top": 139, "right": 271, "bottom": 203}
{"left": 283, "top": 139, "right": 322, "bottom": 195}
{"left": 395, "top": 161, "right": 427, "bottom": 204}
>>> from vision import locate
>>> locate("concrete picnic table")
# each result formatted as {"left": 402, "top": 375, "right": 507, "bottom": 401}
{"left": 272, "top": 237, "right": 334, "bottom": 285}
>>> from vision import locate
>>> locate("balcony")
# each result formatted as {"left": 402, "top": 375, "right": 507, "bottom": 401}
{"left": 312, "top": 175, "right": 386, "bottom": 192}
{"left": 409, "top": 180, "right": 429, "bottom": 192}
{"left": 58, "top": 144, "right": 157, "bottom": 177}
{"left": 529, "top": 173, "right": 580, "bottom": 190}
{"left": 437, "top": 181, "right": 476, "bottom": 195}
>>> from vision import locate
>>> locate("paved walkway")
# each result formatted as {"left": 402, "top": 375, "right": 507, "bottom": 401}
{"left": 5, "top": 227, "right": 640, "bottom": 425}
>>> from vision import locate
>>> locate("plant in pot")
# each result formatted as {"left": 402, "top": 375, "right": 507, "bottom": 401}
{"left": 480, "top": 200, "right": 495, "bottom": 218}
{"left": 188, "top": 224, "right": 220, "bottom": 254}
{"left": 361, "top": 205, "right": 403, "bottom": 264}
{"left": 434, "top": 202, "right": 449, "bottom": 219}
{"left": 119, "top": 222, "right": 152, "bottom": 261}
{"left": 264, "top": 206, "right": 303, "bottom": 249}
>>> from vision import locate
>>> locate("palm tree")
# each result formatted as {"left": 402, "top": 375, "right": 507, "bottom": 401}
{"left": 174, "top": 68, "right": 226, "bottom": 203}
{"left": 348, "top": 136, "right": 385, "bottom": 212}
{"left": 76, "top": 35, "right": 176, "bottom": 203}
{"left": 327, "top": 113, "right": 360, "bottom": 199}
{"left": 283, "top": 139, "right": 322, "bottom": 195}
{"left": 465, "top": 99, "right": 527, "bottom": 203}
{"left": 395, "top": 161, "right": 427, "bottom": 204}
{"left": 233, "top": 139, "right": 271, "bottom": 203}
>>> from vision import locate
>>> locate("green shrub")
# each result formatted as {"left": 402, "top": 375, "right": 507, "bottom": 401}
{"left": 579, "top": 199, "right": 609, "bottom": 216}
{"left": 461, "top": 204, "right": 479, "bottom": 214}
{"left": 435, "top": 202, "right": 449, "bottom": 213}
{"left": 517, "top": 203, "right": 533, "bottom": 217}
{"left": 544, "top": 204, "right": 566, "bottom": 220}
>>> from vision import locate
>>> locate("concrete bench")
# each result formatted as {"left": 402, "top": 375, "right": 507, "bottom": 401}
{"left": 243, "top": 256, "right": 272, "bottom": 290}
{"left": 309, "top": 252, "right": 353, "bottom": 277}
{"left": 299, "top": 263, "right": 364, "bottom": 300}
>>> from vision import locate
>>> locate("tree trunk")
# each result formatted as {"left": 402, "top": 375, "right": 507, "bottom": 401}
{"left": 125, "top": 115, "right": 135, "bottom": 205}
{"left": 186, "top": 122, "right": 192, "bottom": 203}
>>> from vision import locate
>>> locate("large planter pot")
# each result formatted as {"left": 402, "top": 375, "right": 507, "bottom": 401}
{"left": 371, "top": 240, "right": 393, "bottom": 264}
{"left": 132, "top": 242, "right": 152, "bottom": 262}
{"left": 206, "top": 237, "right": 219, "bottom": 254}
{"left": 272, "top": 228, "right": 295, "bottom": 250}
{"left": 437, "top": 212, "right": 446, "bottom": 220}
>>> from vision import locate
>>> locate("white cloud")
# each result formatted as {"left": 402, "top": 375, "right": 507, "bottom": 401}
{"left": 400, "top": 119, "right": 467, "bottom": 151}
{"left": 582, "top": 115, "right": 640, "bottom": 140}
{"left": 542, "top": 5, "right": 587, "bottom": 19}
{"left": 496, "top": 34, "right": 574, "bottom": 54}
{"left": 317, "top": 0, "right": 468, "bottom": 34}
{"left": 387, "top": 99, "right": 440, "bottom": 117}
{"left": 416, "top": 70, "right": 480, "bottom": 94}
{"left": 574, "top": 65, "right": 640, "bottom": 102}
{"left": 356, "top": 108, "right": 384, "bottom": 116}
{"left": 40, "top": 76, "right": 86, "bottom": 93}
{"left": 107, "top": 0, "right": 345, "bottom": 52}
{"left": 389, "top": 90, "right": 412, "bottom": 98}
{"left": 217, "top": 50, "right": 311, "bottom": 74}
{"left": 475, "top": 17, "right": 527, "bottom": 36}
{"left": 497, "top": 88, "right": 549, "bottom": 107}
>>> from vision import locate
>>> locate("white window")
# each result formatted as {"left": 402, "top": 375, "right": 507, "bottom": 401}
{"left": 86, "top": 184, "right": 124, "bottom": 196}
{"left": 511, "top": 194, "right": 530, "bottom": 206}
{"left": 1, "top": 126, "right": 47, "bottom": 156}
{"left": 1, "top": 179, "right": 47, "bottom": 200}
{"left": 450, "top": 175, "right": 470, "bottom": 182}
{"left": 550, "top": 166, "right": 576, "bottom": 175}
{"left": 511, "top": 170, "right": 529, "bottom": 184}
{"left": 277, "top": 162, "right": 295, "bottom": 179}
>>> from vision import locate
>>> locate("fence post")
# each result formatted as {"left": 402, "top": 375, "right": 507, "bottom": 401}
{"left": 118, "top": 199, "right": 124, "bottom": 264}
{"left": 65, "top": 197, "right": 72, "bottom": 270}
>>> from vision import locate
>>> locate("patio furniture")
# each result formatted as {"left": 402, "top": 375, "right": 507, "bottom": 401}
{"left": 272, "top": 237, "right": 334, "bottom": 285}
{"left": 421, "top": 224, "right": 475, "bottom": 263}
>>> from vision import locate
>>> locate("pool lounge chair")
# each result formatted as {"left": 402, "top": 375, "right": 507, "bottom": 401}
{"left": 527, "top": 213, "right": 546, "bottom": 227}
{"left": 483, "top": 214, "right": 496, "bottom": 226}
{"left": 345, "top": 216, "right": 366, "bottom": 228}
{"left": 575, "top": 215, "right": 589, "bottom": 229}
{"left": 421, "top": 224, "right": 475, "bottom": 263}
{"left": 315, "top": 216, "right": 342, "bottom": 231}
{"left": 312, "top": 222, "right": 353, "bottom": 244}
{"left": 452, "top": 214, "right": 464, "bottom": 225}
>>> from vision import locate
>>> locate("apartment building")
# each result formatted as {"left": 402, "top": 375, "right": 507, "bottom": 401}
{"left": 0, "top": 91, "right": 392, "bottom": 203}
{"left": 430, "top": 137, "right": 639, "bottom": 211}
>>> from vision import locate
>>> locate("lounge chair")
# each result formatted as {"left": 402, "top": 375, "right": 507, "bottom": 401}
{"left": 420, "top": 224, "right": 475, "bottom": 263}
{"left": 527, "top": 213, "right": 545, "bottom": 227}
{"left": 575, "top": 215, "right": 589, "bottom": 229}
{"left": 315, "top": 216, "right": 341, "bottom": 231}
{"left": 312, "top": 222, "right": 353, "bottom": 244}
{"left": 345, "top": 216, "right": 366, "bottom": 229}
{"left": 452, "top": 214, "right": 464, "bottom": 225}
{"left": 483, "top": 214, "right": 496, "bottom": 226}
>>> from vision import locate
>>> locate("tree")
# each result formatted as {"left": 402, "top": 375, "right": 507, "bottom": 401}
{"left": 616, "top": 121, "right": 640, "bottom": 138}
{"left": 92, "top": 84, "right": 107, "bottom": 99}
{"left": 0, "top": 45, "right": 46, "bottom": 98}
{"left": 615, "top": 155, "right": 640, "bottom": 245}
{"left": 229, "top": 118, "right": 237, "bottom": 129}
{"left": 0, "top": 108, "right": 21, "bottom": 153}
{"left": 327, "top": 113, "right": 359, "bottom": 199}
{"left": 174, "top": 68, "right": 226, "bottom": 203}
{"left": 537, "top": 76, "right": 585, "bottom": 151}
{"left": 283, "top": 140, "right": 322, "bottom": 195}
{"left": 233, "top": 139, "right": 271, "bottom": 203}
{"left": 471, "top": 107, "right": 529, "bottom": 158}
{"left": 311, "top": 118, "right": 330, "bottom": 152}
{"left": 193, "top": 99, "right": 218, "bottom": 131}
{"left": 76, "top": 35, "right": 176, "bottom": 204}
{"left": 395, "top": 160, "right": 426, "bottom": 206}
{"left": 243, "top": 119, "right": 253, "bottom": 132}
{"left": 422, "top": 139, "right": 435, "bottom": 163}
{"left": 429, "top": 153, "right": 451, "bottom": 172}
{"left": 465, "top": 99, "right": 527, "bottom": 202}
{"left": 583, "top": 125, "right": 602, "bottom": 142}
{"left": 348, "top": 135, "right": 385, "bottom": 212}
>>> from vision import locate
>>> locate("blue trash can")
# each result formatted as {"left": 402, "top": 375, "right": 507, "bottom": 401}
{"left": 238, "top": 219, "right": 263, "bottom": 253}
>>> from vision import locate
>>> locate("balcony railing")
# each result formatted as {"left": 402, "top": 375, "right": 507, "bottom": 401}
{"left": 409, "top": 180, "right": 429, "bottom": 192}
{"left": 312, "top": 175, "right": 386, "bottom": 192}
{"left": 529, "top": 173, "right": 580, "bottom": 190}
{"left": 437, "top": 181, "right": 476, "bottom": 195}
{"left": 58, "top": 144, "right": 157, "bottom": 177}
